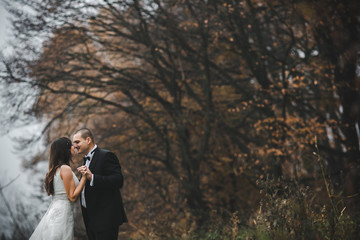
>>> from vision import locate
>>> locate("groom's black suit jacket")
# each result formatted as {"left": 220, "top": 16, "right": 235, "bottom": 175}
{"left": 81, "top": 147, "right": 128, "bottom": 232}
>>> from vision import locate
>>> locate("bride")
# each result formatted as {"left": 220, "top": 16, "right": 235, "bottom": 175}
{"left": 29, "top": 137, "right": 87, "bottom": 240}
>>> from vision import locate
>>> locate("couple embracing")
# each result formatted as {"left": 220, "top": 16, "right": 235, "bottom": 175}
{"left": 29, "top": 128, "right": 128, "bottom": 240}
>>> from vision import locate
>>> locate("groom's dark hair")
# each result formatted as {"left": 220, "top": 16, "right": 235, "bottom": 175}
{"left": 74, "top": 128, "right": 95, "bottom": 143}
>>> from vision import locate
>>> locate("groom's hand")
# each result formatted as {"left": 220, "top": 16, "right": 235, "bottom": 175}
{"left": 77, "top": 166, "right": 86, "bottom": 175}
{"left": 84, "top": 168, "right": 93, "bottom": 181}
{"left": 77, "top": 166, "right": 93, "bottom": 181}
{"left": 77, "top": 166, "right": 91, "bottom": 180}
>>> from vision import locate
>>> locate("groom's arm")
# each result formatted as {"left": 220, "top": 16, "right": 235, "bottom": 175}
{"left": 92, "top": 151, "right": 124, "bottom": 189}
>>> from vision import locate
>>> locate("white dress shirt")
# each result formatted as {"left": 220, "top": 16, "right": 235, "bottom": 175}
{"left": 81, "top": 145, "right": 97, "bottom": 208}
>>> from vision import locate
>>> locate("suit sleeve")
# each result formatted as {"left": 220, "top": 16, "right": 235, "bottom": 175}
{"left": 93, "top": 151, "right": 124, "bottom": 189}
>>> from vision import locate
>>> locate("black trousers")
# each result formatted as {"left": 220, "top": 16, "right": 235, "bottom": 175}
{"left": 82, "top": 207, "right": 119, "bottom": 240}
{"left": 86, "top": 226, "right": 118, "bottom": 240}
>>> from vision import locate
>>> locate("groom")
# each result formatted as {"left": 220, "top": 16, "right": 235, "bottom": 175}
{"left": 73, "top": 128, "right": 128, "bottom": 240}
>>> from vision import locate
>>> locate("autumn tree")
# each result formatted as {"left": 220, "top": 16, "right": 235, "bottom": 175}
{"left": 1, "top": 0, "right": 359, "bottom": 237}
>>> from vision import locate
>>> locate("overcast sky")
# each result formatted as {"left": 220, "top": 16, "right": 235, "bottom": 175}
{"left": 0, "top": 3, "right": 46, "bottom": 193}
{"left": 0, "top": 3, "right": 20, "bottom": 178}
{"left": 0, "top": 4, "right": 50, "bottom": 237}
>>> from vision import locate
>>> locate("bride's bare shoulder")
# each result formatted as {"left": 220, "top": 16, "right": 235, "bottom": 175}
{"left": 60, "top": 165, "right": 72, "bottom": 177}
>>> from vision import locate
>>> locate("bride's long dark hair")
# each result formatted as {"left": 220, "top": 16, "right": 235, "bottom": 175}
{"left": 44, "top": 137, "right": 73, "bottom": 195}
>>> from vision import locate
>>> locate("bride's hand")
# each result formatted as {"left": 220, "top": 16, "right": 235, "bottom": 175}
{"left": 77, "top": 166, "right": 92, "bottom": 180}
{"left": 77, "top": 166, "right": 87, "bottom": 176}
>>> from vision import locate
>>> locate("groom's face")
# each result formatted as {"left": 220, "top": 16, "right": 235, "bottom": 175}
{"left": 72, "top": 133, "right": 91, "bottom": 155}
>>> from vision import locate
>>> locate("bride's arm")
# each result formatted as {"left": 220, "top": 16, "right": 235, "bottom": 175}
{"left": 60, "top": 165, "right": 86, "bottom": 202}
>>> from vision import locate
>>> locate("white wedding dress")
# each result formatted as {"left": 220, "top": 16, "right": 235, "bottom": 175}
{"left": 30, "top": 165, "right": 79, "bottom": 240}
